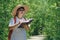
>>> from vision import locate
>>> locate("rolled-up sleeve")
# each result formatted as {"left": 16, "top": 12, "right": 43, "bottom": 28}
{"left": 9, "top": 18, "right": 14, "bottom": 27}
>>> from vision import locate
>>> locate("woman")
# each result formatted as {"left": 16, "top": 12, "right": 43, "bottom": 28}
{"left": 8, "top": 5, "right": 29, "bottom": 40}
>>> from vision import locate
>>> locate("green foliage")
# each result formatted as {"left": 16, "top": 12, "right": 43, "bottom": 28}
{"left": 0, "top": 0, "right": 60, "bottom": 40}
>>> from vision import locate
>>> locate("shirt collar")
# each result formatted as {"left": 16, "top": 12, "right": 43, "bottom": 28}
{"left": 16, "top": 16, "right": 23, "bottom": 20}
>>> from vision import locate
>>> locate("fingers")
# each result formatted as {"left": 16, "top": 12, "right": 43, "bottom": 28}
{"left": 19, "top": 21, "right": 22, "bottom": 24}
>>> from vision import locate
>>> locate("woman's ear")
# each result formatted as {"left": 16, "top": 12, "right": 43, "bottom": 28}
{"left": 16, "top": 11, "right": 19, "bottom": 16}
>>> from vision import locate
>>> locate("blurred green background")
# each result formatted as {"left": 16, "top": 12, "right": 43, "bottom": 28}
{"left": 0, "top": 0, "right": 60, "bottom": 40}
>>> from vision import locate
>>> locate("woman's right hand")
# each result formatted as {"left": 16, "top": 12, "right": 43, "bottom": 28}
{"left": 9, "top": 21, "right": 22, "bottom": 30}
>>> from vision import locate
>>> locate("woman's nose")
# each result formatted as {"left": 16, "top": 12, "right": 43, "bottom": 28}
{"left": 21, "top": 11, "right": 23, "bottom": 13}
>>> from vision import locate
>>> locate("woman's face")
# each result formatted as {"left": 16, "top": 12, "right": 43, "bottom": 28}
{"left": 17, "top": 10, "right": 25, "bottom": 18}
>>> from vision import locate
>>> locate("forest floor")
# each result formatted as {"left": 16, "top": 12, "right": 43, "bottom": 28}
{"left": 27, "top": 35, "right": 46, "bottom": 40}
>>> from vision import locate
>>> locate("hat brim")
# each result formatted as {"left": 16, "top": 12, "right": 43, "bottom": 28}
{"left": 11, "top": 5, "right": 29, "bottom": 16}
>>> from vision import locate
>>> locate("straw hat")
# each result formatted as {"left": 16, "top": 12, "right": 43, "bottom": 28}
{"left": 11, "top": 5, "right": 29, "bottom": 16}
